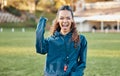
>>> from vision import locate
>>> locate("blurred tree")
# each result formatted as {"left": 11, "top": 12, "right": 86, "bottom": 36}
{"left": 7, "top": 0, "right": 40, "bottom": 13}
{"left": 36, "top": 0, "right": 52, "bottom": 11}
{"left": 1, "top": 0, "right": 7, "bottom": 10}
{"left": 85, "top": 0, "right": 113, "bottom": 3}
{"left": 53, "top": 0, "right": 77, "bottom": 9}
{"left": 4, "top": 0, "right": 113, "bottom": 13}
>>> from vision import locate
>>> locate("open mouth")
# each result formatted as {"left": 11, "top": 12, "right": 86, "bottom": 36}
{"left": 61, "top": 24, "right": 69, "bottom": 30}
{"left": 62, "top": 25, "right": 68, "bottom": 27}
{"left": 62, "top": 23, "right": 69, "bottom": 27}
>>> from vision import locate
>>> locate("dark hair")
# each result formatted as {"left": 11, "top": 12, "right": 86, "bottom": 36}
{"left": 57, "top": 5, "right": 74, "bottom": 18}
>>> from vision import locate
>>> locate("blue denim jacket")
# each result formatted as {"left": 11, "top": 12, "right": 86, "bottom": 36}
{"left": 36, "top": 17, "right": 87, "bottom": 76}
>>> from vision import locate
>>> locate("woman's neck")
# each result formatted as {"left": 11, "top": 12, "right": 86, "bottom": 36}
{"left": 60, "top": 30, "right": 70, "bottom": 35}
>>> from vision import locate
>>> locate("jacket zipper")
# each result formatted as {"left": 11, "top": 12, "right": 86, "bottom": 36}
{"left": 60, "top": 36, "right": 69, "bottom": 72}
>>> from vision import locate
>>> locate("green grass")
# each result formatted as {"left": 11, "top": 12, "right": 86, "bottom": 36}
{"left": 0, "top": 30, "right": 120, "bottom": 76}
{"left": 83, "top": 33, "right": 120, "bottom": 76}
{"left": 84, "top": 33, "right": 120, "bottom": 51}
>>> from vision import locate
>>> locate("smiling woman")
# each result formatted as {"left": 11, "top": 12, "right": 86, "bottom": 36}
{"left": 51, "top": 6, "right": 79, "bottom": 46}
{"left": 35, "top": 5, "right": 87, "bottom": 76}
{"left": 58, "top": 10, "right": 72, "bottom": 35}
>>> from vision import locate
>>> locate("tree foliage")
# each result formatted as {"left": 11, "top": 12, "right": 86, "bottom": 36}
{"left": 53, "top": 0, "right": 77, "bottom": 9}
{"left": 4, "top": 0, "right": 113, "bottom": 13}
{"left": 85, "top": 0, "right": 112, "bottom": 3}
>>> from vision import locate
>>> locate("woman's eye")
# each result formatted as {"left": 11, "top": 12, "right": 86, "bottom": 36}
{"left": 66, "top": 17, "right": 70, "bottom": 20}
{"left": 60, "top": 17, "right": 64, "bottom": 20}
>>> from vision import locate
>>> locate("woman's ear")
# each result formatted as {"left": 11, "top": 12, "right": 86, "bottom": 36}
{"left": 71, "top": 18, "right": 74, "bottom": 22}
{"left": 56, "top": 20, "right": 59, "bottom": 23}
{"left": 71, "top": 20, "right": 74, "bottom": 24}
{"left": 55, "top": 17, "right": 59, "bottom": 23}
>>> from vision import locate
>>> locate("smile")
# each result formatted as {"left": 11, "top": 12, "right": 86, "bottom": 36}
{"left": 62, "top": 23, "right": 69, "bottom": 27}
{"left": 62, "top": 25, "right": 69, "bottom": 27}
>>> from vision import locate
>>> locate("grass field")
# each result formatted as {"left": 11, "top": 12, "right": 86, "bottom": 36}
{"left": 0, "top": 29, "right": 120, "bottom": 76}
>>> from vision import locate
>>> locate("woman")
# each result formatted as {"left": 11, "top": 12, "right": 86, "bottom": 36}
{"left": 36, "top": 5, "right": 87, "bottom": 76}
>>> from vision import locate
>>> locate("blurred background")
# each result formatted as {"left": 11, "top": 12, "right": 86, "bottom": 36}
{"left": 0, "top": 0, "right": 120, "bottom": 76}
{"left": 0, "top": 0, "right": 120, "bottom": 32}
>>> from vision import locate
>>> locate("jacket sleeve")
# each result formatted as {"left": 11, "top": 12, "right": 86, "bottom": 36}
{"left": 35, "top": 17, "right": 48, "bottom": 54}
{"left": 71, "top": 35, "right": 87, "bottom": 76}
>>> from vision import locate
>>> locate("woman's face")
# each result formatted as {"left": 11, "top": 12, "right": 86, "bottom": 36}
{"left": 57, "top": 10, "right": 73, "bottom": 34}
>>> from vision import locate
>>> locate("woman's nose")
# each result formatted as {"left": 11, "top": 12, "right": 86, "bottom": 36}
{"left": 63, "top": 19, "right": 67, "bottom": 22}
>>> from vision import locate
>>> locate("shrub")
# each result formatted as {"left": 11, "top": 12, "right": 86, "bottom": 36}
{"left": 3, "top": 5, "right": 21, "bottom": 17}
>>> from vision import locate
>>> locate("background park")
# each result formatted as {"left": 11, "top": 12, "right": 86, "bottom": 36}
{"left": 0, "top": 0, "right": 120, "bottom": 76}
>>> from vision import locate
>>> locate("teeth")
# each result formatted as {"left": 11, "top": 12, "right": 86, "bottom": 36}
{"left": 62, "top": 25, "right": 68, "bottom": 27}
{"left": 62, "top": 24, "right": 68, "bottom": 27}
{"left": 62, "top": 23, "right": 68, "bottom": 27}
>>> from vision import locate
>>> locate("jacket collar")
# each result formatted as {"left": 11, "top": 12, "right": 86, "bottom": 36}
{"left": 54, "top": 31, "right": 72, "bottom": 37}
